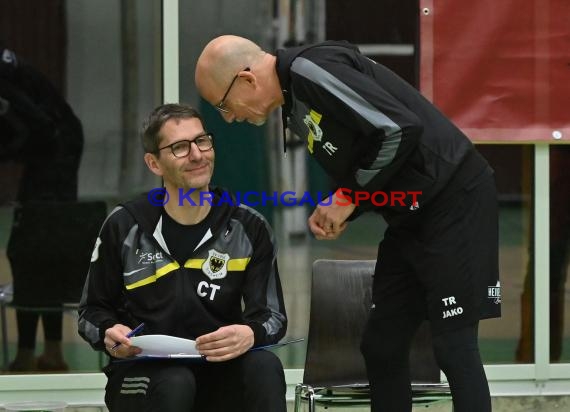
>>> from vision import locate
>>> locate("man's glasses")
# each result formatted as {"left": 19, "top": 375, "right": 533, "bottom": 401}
{"left": 158, "top": 133, "right": 214, "bottom": 158}
{"left": 214, "top": 67, "right": 250, "bottom": 113}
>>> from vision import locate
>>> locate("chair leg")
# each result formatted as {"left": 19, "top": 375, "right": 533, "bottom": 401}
{"left": 1, "top": 303, "right": 8, "bottom": 370}
{"left": 295, "top": 384, "right": 317, "bottom": 412}
{"left": 294, "top": 384, "right": 302, "bottom": 412}
{"left": 307, "top": 387, "right": 316, "bottom": 412}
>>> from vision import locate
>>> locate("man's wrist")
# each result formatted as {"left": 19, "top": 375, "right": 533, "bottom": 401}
{"left": 244, "top": 321, "right": 264, "bottom": 346}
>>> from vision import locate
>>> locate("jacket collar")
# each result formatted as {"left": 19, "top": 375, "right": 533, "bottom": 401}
{"left": 276, "top": 47, "right": 295, "bottom": 155}
{"left": 275, "top": 41, "right": 359, "bottom": 154}
{"left": 120, "top": 185, "right": 236, "bottom": 242}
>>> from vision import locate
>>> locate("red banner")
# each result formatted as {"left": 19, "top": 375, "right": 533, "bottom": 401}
{"left": 420, "top": 0, "right": 570, "bottom": 142}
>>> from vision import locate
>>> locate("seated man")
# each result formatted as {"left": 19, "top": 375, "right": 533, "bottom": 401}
{"left": 78, "top": 103, "right": 288, "bottom": 412}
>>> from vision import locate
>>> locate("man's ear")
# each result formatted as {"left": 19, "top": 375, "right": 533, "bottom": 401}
{"left": 241, "top": 69, "right": 256, "bottom": 86}
{"left": 144, "top": 152, "right": 164, "bottom": 177}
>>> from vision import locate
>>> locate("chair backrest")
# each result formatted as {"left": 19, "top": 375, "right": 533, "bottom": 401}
{"left": 7, "top": 201, "right": 107, "bottom": 305}
{"left": 303, "top": 259, "right": 440, "bottom": 387}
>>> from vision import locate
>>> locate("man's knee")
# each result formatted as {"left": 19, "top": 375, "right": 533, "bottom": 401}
{"left": 432, "top": 324, "right": 480, "bottom": 374}
{"left": 240, "top": 350, "right": 285, "bottom": 387}
{"left": 147, "top": 365, "right": 197, "bottom": 407}
{"left": 160, "top": 365, "right": 197, "bottom": 390}
{"left": 360, "top": 317, "right": 417, "bottom": 369}
{"left": 238, "top": 351, "right": 286, "bottom": 412}
{"left": 105, "top": 365, "right": 196, "bottom": 412}
{"left": 361, "top": 333, "right": 405, "bottom": 370}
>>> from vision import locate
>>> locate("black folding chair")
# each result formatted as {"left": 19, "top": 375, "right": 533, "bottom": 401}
{"left": 294, "top": 259, "right": 452, "bottom": 411}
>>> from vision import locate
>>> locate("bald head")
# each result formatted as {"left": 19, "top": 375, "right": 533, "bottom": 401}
{"left": 195, "top": 35, "right": 284, "bottom": 123}
{"left": 195, "top": 35, "right": 265, "bottom": 99}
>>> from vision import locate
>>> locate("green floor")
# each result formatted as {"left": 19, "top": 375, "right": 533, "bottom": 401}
{"left": 2, "top": 342, "right": 103, "bottom": 373}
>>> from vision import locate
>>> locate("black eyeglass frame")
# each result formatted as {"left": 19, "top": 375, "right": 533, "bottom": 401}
{"left": 214, "top": 67, "right": 251, "bottom": 113}
{"left": 157, "top": 132, "right": 214, "bottom": 158}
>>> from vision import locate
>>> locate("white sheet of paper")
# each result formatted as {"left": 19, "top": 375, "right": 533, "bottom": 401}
{"left": 130, "top": 335, "right": 200, "bottom": 357}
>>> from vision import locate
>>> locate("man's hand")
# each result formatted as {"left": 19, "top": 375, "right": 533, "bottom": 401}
{"left": 308, "top": 191, "right": 355, "bottom": 240}
{"left": 195, "top": 324, "right": 254, "bottom": 362}
{"left": 104, "top": 324, "right": 142, "bottom": 358}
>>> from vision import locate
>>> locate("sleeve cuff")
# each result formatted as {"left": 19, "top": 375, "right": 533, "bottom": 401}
{"left": 97, "top": 319, "right": 118, "bottom": 349}
{"left": 245, "top": 321, "right": 266, "bottom": 347}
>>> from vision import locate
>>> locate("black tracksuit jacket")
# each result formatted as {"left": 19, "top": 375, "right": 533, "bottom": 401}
{"left": 78, "top": 188, "right": 287, "bottom": 352}
{"left": 276, "top": 41, "right": 492, "bottom": 227}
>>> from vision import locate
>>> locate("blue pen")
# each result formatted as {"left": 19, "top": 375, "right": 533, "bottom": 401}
{"left": 111, "top": 322, "right": 145, "bottom": 350}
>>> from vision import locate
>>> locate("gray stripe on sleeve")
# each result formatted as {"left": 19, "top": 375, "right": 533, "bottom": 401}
{"left": 291, "top": 57, "right": 403, "bottom": 186}
{"left": 78, "top": 317, "right": 101, "bottom": 346}
{"left": 237, "top": 205, "right": 285, "bottom": 337}
{"left": 263, "top": 254, "right": 286, "bottom": 338}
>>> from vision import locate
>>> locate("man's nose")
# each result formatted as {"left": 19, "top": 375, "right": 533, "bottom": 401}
{"left": 187, "top": 142, "right": 203, "bottom": 158}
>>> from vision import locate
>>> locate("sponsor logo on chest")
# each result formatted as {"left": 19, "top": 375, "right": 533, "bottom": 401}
{"left": 136, "top": 249, "right": 165, "bottom": 265}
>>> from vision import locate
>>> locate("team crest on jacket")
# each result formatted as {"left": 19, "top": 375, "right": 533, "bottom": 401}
{"left": 303, "top": 113, "right": 323, "bottom": 142}
{"left": 202, "top": 249, "right": 230, "bottom": 280}
{"left": 304, "top": 110, "right": 323, "bottom": 154}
